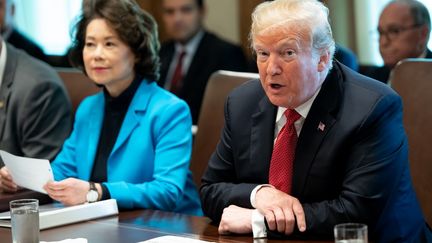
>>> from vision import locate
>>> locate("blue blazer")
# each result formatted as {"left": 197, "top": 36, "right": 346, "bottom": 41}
{"left": 51, "top": 80, "right": 202, "bottom": 216}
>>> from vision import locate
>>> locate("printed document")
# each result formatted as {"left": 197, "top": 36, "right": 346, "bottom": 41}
{"left": 0, "top": 150, "right": 54, "bottom": 194}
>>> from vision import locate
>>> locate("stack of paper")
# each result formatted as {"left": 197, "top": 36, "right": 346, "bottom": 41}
{"left": 0, "top": 199, "right": 118, "bottom": 230}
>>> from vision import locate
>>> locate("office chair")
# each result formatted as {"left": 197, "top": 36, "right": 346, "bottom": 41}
{"left": 56, "top": 68, "right": 100, "bottom": 116}
{"left": 390, "top": 58, "right": 432, "bottom": 226}
{"left": 190, "top": 70, "right": 259, "bottom": 188}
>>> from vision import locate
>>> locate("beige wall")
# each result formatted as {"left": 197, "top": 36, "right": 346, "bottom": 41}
{"left": 204, "top": 0, "right": 241, "bottom": 45}
{"left": 328, "top": 0, "right": 354, "bottom": 50}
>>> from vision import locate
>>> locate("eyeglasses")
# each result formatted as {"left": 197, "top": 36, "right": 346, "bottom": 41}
{"left": 377, "top": 24, "right": 423, "bottom": 40}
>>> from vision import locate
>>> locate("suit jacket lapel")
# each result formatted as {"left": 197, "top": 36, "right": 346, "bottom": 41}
{"left": 292, "top": 63, "right": 343, "bottom": 195}
{"left": 158, "top": 42, "right": 175, "bottom": 86}
{"left": 0, "top": 45, "right": 17, "bottom": 140}
{"left": 250, "top": 95, "right": 277, "bottom": 182}
{"left": 85, "top": 93, "right": 104, "bottom": 178}
{"left": 110, "top": 81, "right": 152, "bottom": 155}
{"left": 181, "top": 32, "right": 209, "bottom": 93}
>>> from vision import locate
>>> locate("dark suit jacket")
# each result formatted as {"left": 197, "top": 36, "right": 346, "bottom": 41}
{"left": 334, "top": 44, "right": 358, "bottom": 71}
{"left": 0, "top": 44, "right": 72, "bottom": 165}
{"left": 361, "top": 49, "right": 432, "bottom": 83}
{"left": 6, "top": 28, "right": 47, "bottom": 62}
{"left": 158, "top": 31, "right": 248, "bottom": 124}
{"left": 200, "top": 62, "right": 428, "bottom": 241}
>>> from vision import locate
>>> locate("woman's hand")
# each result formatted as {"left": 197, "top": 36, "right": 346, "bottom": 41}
{"left": 44, "top": 178, "right": 90, "bottom": 206}
{"left": 0, "top": 166, "right": 19, "bottom": 192}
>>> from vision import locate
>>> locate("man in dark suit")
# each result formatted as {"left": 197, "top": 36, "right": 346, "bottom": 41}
{"left": 0, "top": 35, "right": 72, "bottom": 188}
{"left": 361, "top": 0, "right": 431, "bottom": 83}
{"left": 159, "top": 0, "right": 248, "bottom": 124}
{"left": 200, "top": 0, "right": 430, "bottom": 241}
{"left": 0, "top": 0, "right": 47, "bottom": 62}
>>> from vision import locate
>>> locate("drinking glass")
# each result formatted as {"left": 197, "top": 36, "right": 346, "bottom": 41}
{"left": 10, "top": 199, "right": 39, "bottom": 243}
{"left": 334, "top": 223, "right": 368, "bottom": 243}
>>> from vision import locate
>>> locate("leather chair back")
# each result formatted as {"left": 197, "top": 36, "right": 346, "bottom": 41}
{"left": 190, "top": 70, "right": 259, "bottom": 187}
{"left": 57, "top": 68, "right": 100, "bottom": 116}
{"left": 390, "top": 58, "right": 432, "bottom": 226}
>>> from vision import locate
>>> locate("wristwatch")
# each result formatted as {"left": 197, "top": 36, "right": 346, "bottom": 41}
{"left": 86, "top": 182, "right": 99, "bottom": 203}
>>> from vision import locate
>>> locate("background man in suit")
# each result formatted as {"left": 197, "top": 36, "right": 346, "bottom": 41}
{"left": 200, "top": 0, "right": 430, "bottom": 241}
{"left": 159, "top": 0, "right": 248, "bottom": 124}
{"left": 362, "top": 0, "right": 431, "bottom": 83}
{"left": 333, "top": 44, "right": 359, "bottom": 71}
{"left": 0, "top": 0, "right": 47, "bottom": 62}
{"left": 0, "top": 34, "right": 72, "bottom": 190}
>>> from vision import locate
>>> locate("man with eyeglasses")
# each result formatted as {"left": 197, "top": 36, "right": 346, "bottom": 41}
{"left": 363, "top": 0, "right": 431, "bottom": 83}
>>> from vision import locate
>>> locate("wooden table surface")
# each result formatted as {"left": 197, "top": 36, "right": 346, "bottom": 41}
{"left": 0, "top": 191, "right": 332, "bottom": 243}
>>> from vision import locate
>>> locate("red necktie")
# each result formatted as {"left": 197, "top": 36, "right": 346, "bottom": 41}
{"left": 269, "top": 109, "right": 301, "bottom": 194}
{"left": 170, "top": 50, "right": 186, "bottom": 94}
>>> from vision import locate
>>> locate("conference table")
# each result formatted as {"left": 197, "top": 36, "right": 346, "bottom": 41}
{"left": 0, "top": 191, "right": 332, "bottom": 243}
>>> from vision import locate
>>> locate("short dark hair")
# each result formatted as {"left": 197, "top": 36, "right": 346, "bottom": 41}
{"left": 196, "top": 0, "right": 204, "bottom": 9}
{"left": 69, "top": 0, "right": 160, "bottom": 81}
{"left": 389, "top": 0, "right": 431, "bottom": 38}
{"left": 407, "top": 0, "right": 431, "bottom": 33}
{"left": 162, "top": 0, "right": 204, "bottom": 9}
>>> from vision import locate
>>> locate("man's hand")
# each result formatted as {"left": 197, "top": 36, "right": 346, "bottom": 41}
{"left": 255, "top": 187, "right": 306, "bottom": 235}
{"left": 0, "top": 166, "right": 19, "bottom": 192}
{"left": 44, "top": 178, "right": 90, "bottom": 206}
{"left": 218, "top": 205, "right": 253, "bottom": 235}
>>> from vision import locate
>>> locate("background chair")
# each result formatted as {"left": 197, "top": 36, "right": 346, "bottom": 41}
{"left": 190, "top": 70, "right": 259, "bottom": 188}
{"left": 390, "top": 58, "right": 432, "bottom": 227}
{"left": 56, "top": 68, "right": 100, "bottom": 116}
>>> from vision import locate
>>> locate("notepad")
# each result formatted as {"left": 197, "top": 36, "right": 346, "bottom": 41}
{"left": 0, "top": 199, "right": 118, "bottom": 230}
{"left": 0, "top": 150, "right": 54, "bottom": 194}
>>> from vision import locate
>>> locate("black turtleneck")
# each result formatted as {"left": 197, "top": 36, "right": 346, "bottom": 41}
{"left": 90, "top": 76, "right": 142, "bottom": 199}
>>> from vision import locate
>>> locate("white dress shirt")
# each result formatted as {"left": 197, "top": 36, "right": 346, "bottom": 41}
{"left": 164, "top": 30, "right": 205, "bottom": 89}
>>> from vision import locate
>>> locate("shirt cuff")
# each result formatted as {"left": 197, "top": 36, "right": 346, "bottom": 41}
{"left": 250, "top": 184, "right": 274, "bottom": 208}
{"left": 252, "top": 209, "right": 267, "bottom": 238}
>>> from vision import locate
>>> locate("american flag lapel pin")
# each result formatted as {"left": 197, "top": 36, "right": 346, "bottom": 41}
{"left": 317, "top": 121, "right": 325, "bottom": 132}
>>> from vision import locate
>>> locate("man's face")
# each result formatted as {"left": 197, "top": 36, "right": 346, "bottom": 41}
{"left": 162, "top": 0, "right": 204, "bottom": 44}
{"left": 253, "top": 27, "right": 326, "bottom": 109}
{"left": 378, "top": 3, "right": 428, "bottom": 67}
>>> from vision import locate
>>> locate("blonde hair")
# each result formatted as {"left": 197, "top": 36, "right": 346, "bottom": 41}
{"left": 250, "top": 0, "right": 335, "bottom": 70}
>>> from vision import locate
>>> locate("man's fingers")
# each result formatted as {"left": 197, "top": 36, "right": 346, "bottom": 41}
{"left": 283, "top": 207, "right": 295, "bottom": 235}
{"left": 273, "top": 207, "right": 286, "bottom": 233}
{"left": 293, "top": 200, "right": 306, "bottom": 232}
{"left": 218, "top": 223, "right": 229, "bottom": 235}
{"left": 264, "top": 210, "right": 277, "bottom": 231}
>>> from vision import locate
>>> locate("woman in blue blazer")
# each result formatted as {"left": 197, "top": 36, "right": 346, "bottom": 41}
{"left": 42, "top": 0, "right": 202, "bottom": 215}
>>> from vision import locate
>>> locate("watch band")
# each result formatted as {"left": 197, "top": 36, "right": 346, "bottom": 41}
{"left": 89, "top": 182, "right": 97, "bottom": 191}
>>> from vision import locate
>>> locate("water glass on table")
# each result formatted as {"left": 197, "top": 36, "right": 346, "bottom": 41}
{"left": 10, "top": 199, "right": 39, "bottom": 243}
{"left": 334, "top": 223, "right": 368, "bottom": 243}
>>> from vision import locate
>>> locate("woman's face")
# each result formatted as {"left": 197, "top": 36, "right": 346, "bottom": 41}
{"left": 83, "top": 18, "right": 136, "bottom": 97}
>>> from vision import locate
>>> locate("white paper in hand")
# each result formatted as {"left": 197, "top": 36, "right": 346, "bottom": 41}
{"left": 0, "top": 150, "right": 53, "bottom": 194}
